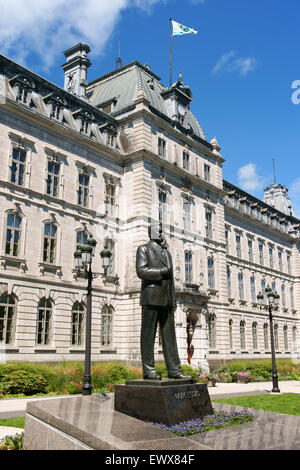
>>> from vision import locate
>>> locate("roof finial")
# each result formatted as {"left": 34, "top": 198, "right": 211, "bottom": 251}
{"left": 116, "top": 35, "right": 122, "bottom": 69}
{"left": 272, "top": 158, "right": 276, "bottom": 185}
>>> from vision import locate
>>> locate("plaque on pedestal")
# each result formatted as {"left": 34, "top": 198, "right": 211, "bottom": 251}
{"left": 114, "top": 378, "right": 213, "bottom": 426}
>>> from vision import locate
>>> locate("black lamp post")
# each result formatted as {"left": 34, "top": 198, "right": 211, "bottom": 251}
{"left": 257, "top": 286, "right": 280, "bottom": 393}
{"left": 74, "top": 234, "right": 111, "bottom": 396}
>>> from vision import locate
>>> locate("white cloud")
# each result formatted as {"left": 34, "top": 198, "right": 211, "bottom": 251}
{"left": 0, "top": 0, "right": 161, "bottom": 70}
{"left": 212, "top": 50, "right": 258, "bottom": 76}
{"left": 237, "top": 163, "right": 265, "bottom": 192}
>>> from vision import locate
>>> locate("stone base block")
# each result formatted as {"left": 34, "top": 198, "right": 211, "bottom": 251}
{"left": 114, "top": 379, "right": 213, "bottom": 426}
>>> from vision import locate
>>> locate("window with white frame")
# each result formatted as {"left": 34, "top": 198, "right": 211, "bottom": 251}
{"left": 274, "top": 324, "right": 279, "bottom": 350}
{"left": 183, "top": 199, "right": 191, "bottom": 232}
{"left": 227, "top": 266, "right": 231, "bottom": 297}
{"left": 225, "top": 229, "right": 229, "bottom": 254}
{"left": 252, "top": 322, "right": 258, "bottom": 349}
{"left": 240, "top": 320, "right": 246, "bottom": 349}
{"left": 183, "top": 151, "right": 189, "bottom": 171}
{"left": 236, "top": 234, "right": 242, "bottom": 258}
{"left": 204, "top": 164, "right": 210, "bottom": 182}
{"left": 105, "top": 181, "right": 116, "bottom": 217}
{"left": 46, "top": 160, "right": 60, "bottom": 198}
{"left": 101, "top": 305, "right": 113, "bottom": 347}
{"left": 229, "top": 319, "right": 233, "bottom": 350}
{"left": 283, "top": 325, "right": 288, "bottom": 350}
{"left": 158, "top": 137, "right": 166, "bottom": 158}
{"left": 76, "top": 229, "right": 88, "bottom": 251}
{"left": 250, "top": 276, "right": 256, "bottom": 302}
{"left": 43, "top": 222, "right": 57, "bottom": 264}
{"left": 269, "top": 247, "right": 274, "bottom": 269}
{"left": 205, "top": 210, "right": 213, "bottom": 239}
{"left": 281, "top": 284, "right": 286, "bottom": 307}
{"left": 104, "top": 239, "right": 115, "bottom": 276}
{"left": 158, "top": 189, "right": 167, "bottom": 223}
{"left": 185, "top": 251, "right": 193, "bottom": 284}
{"left": 207, "top": 257, "right": 215, "bottom": 289}
{"left": 36, "top": 298, "right": 52, "bottom": 345}
{"left": 248, "top": 239, "right": 253, "bottom": 262}
{"left": 78, "top": 169, "right": 90, "bottom": 208}
{"left": 10, "top": 146, "right": 26, "bottom": 186}
{"left": 290, "top": 286, "right": 295, "bottom": 310}
{"left": 287, "top": 253, "right": 291, "bottom": 274}
{"left": 259, "top": 242, "right": 264, "bottom": 265}
{"left": 5, "top": 212, "right": 22, "bottom": 257}
{"left": 71, "top": 302, "right": 85, "bottom": 346}
{"left": 263, "top": 323, "right": 269, "bottom": 349}
{"left": 0, "top": 294, "right": 15, "bottom": 344}
{"left": 238, "top": 272, "right": 244, "bottom": 300}
{"left": 278, "top": 251, "right": 283, "bottom": 272}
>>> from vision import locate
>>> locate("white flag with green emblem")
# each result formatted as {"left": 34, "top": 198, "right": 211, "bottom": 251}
{"left": 171, "top": 20, "right": 198, "bottom": 36}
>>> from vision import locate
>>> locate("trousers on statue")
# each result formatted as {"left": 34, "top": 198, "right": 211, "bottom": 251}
{"left": 140, "top": 306, "right": 182, "bottom": 377}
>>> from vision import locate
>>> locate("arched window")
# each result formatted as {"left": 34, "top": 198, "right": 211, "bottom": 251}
{"left": 37, "top": 298, "right": 52, "bottom": 345}
{"left": 43, "top": 222, "right": 57, "bottom": 264}
{"left": 104, "top": 239, "right": 115, "bottom": 276}
{"left": 229, "top": 319, "right": 233, "bottom": 350}
{"left": 263, "top": 323, "right": 269, "bottom": 349}
{"left": 274, "top": 324, "right": 279, "bottom": 350}
{"left": 0, "top": 294, "right": 15, "bottom": 344}
{"left": 283, "top": 325, "right": 288, "bottom": 350}
{"left": 101, "top": 305, "right": 113, "bottom": 347}
{"left": 5, "top": 212, "right": 22, "bottom": 257}
{"left": 208, "top": 314, "right": 216, "bottom": 349}
{"left": 71, "top": 302, "right": 85, "bottom": 346}
{"left": 252, "top": 322, "right": 258, "bottom": 349}
{"left": 240, "top": 320, "right": 246, "bottom": 350}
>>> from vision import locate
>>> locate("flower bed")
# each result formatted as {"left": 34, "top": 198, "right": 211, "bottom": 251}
{"left": 149, "top": 409, "right": 253, "bottom": 436}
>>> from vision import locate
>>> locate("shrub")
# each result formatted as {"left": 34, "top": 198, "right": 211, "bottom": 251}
{"left": 0, "top": 370, "right": 47, "bottom": 396}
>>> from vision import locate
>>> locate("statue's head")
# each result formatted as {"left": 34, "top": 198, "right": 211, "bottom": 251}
{"left": 148, "top": 223, "right": 164, "bottom": 242}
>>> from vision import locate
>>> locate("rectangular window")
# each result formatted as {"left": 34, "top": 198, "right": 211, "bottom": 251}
{"left": 158, "top": 190, "right": 167, "bottom": 222}
{"left": 205, "top": 210, "right": 213, "bottom": 239}
{"left": 207, "top": 258, "right": 215, "bottom": 289}
{"left": 248, "top": 239, "right": 253, "bottom": 262}
{"left": 225, "top": 230, "right": 229, "bottom": 254}
{"left": 105, "top": 182, "right": 116, "bottom": 217}
{"left": 290, "top": 287, "right": 295, "bottom": 310}
{"left": 250, "top": 276, "right": 256, "bottom": 302}
{"left": 185, "top": 251, "right": 192, "bottom": 284}
{"left": 5, "top": 213, "right": 22, "bottom": 257}
{"left": 183, "top": 200, "right": 191, "bottom": 232}
{"left": 51, "top": 103, "right": 62, "bottom": 121}
{"left": 204, "top": 164, "right": 210, "bottom": 182}
{"left": 259, "top": 243, "right": 264, "bottom": 265}
{"left": 236, "top": 235, "right": 241, "bottom": 258}
{"left": 46, "top": 160, "right": 60, "bottom": 197}
{"left": 183, "top": 151, "right": 189, "bottom": 171}
{"left": 158, "top": 138, "right": 166, "bottom": 158}
{"left": 10, "top": 147, "right": 26, "bottom": 186}
{"left": 78, "top": 171, "right": 89, "bottom": 207}
{"left": 269, "top": 247, "right": 274, "bottom": 269}
{"left": 238, "top": 272, "right": 244, "bottom": 300}
{"left": 43, "top": 222, "right": 57, "bottom": 264}
{"left": 287, "top": 254, "right": 291, "bottom": 274}
{"left": 278, "top": 251, "right": 283, "bottom": 272}
{"left": 227, "top": 266, "right": 231, "bottom": 297}
{"left": 281, "top": 284, "right": 286, "bottom": 307}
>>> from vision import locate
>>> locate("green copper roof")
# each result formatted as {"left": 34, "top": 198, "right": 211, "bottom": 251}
{"left": 87, "top": 61, "right": 206, "bottom": 141}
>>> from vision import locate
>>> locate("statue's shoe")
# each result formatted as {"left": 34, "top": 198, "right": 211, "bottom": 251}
{"left": 143, "top": 373, "right": 162, "bottom": 380}
{"left": 168, "top": 373, "right": 192, "bottom": 380}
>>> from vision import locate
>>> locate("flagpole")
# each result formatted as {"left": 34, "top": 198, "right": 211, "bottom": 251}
{"left": 169, "top": 18, "right": 172, "bottom": 87}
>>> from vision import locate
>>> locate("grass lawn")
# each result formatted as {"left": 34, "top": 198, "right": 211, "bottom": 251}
{"left": 0, "top": 417, "right": 25, "bottom": 429}
{"left": 212, "top": 393, "right": 300, "bottom": 416}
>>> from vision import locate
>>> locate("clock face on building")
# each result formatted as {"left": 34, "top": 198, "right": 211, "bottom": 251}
{"left": 178, "top": 103, "right": 186, "bottom": 117}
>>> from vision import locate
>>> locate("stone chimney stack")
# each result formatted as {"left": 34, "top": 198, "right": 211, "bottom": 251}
{"left": 62, "top": 43, "right": 91, "bottom": 98}
{"left": 263, "top": 183, "right": 295, "bottom": 217}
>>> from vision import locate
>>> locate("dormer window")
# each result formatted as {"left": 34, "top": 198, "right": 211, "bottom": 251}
{"left": 9, "top": 74, "right": 36, "bottom": 106}
{"left": 17, "top": 87, "right": 29, "bottom": 104}
{"left": 51, "top": 103, "right": 62, "bottom": 120}
{"left": 43, "top": 93, "right": 66, "bottom": 123}
{"left": 98, "top": 97, "right": 118, "bottom": 115}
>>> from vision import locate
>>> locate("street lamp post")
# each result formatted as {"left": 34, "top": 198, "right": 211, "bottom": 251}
{"left": 257, "top": 286, "right": 280, "bottom": 393}
{"left": 74, "top": 234, "right": 111, "bottom": 396}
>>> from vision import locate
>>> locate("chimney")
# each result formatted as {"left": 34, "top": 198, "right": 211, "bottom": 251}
{"left": 62, "top": 43, "right": 91, "bottom": 98}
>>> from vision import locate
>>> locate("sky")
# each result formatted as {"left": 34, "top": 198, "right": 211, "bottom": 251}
{"left": 1, "top": 0, "right": 300, "bottom": 216}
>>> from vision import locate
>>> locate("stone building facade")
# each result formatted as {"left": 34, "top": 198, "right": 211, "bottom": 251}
{"left": 0, "top": 44, "right": 299, "bottom": 370}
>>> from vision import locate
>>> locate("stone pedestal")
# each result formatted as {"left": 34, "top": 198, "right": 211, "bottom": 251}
{"left": 114, "top": 378, "right": 213, "bottom": 426}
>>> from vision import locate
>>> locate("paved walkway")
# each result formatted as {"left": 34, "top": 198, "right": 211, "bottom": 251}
{"left": 0, "top": 381, "right": 299, "bottom": 442}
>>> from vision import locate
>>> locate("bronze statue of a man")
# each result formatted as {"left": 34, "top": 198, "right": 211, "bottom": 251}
{"left": 136, "top": 223, "right": 190, "bottom": 380}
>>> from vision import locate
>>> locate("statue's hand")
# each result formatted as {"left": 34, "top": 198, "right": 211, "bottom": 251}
{"left": 161, "top": 267, "right": 171, "bottom": 279}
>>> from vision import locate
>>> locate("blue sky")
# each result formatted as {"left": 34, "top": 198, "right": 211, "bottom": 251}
{"left": 1, "top": 0, "right": 300, "bottom": 216}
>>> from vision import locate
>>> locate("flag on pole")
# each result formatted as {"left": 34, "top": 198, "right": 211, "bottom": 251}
{"left": 171, "top": 20, "right": 198, "bottom": 36}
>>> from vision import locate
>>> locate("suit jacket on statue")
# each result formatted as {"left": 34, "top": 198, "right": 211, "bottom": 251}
{"left": 136, "top": 240, "right": 176, "bottom": 307}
